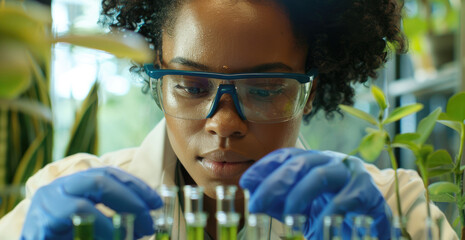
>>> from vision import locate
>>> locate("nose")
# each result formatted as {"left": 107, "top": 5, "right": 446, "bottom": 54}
{"left": 205, "top": 94, "right": 248, "bottom": 138}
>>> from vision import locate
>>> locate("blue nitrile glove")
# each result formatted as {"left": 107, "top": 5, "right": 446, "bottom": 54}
{"left": 21, "top": 167, "right": 163, "bottom": 240}
{"left": 239, "top": 148, "right": 392, "bottom": 240}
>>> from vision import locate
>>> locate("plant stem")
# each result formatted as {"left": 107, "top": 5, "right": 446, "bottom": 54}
{"left": 457, "top": 123, "right": 465, "bottom": 239}
{"left": 387, "top": 144, "right": 411, "bottom": 239}
{"left": 418, "top": 163, "right": 432, "bottom": 219}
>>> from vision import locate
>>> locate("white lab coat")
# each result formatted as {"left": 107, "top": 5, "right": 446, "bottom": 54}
{"left": 0, "top": 119, "right": 458, "bottom": 239}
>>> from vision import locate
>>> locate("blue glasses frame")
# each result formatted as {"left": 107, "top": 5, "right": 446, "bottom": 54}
{"left": 144, "top": 64, "right": 318, "bottom": 121}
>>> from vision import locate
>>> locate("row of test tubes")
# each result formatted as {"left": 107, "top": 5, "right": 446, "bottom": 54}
{"left": 72, "top": 185, "right": 419, "bottom": 240}
{"left": 72, "top": 185, "right": 307, "bottom": 240}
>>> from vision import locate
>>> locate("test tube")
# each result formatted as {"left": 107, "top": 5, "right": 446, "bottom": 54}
{"left": 151, "top": 185, "right": 179, "bottom": 240}
{"left": 323, "top": 215, "right": 343, "bottom": 240}
{"left": 113, "top": 213, "right": 135, "bottom": 240}
{"left": 184, "top": 185, "right": 208, "bottom": 240}
{"left": 246, "top": 213, "right": 271, "bottom": 240}
{"left": 216, "top": 185, "right": 240, "bottom": 240}
{"left": 283, "top": 214, "right": 306, "bottom": 240}
{"left": 72, "top": 213, "right": 95, "bottom": 240}
{"left": 351, "top": 215, "right": 374, "bottom": 240}
{"left": 391, "top": 216, "right": 407, "bottom": 240}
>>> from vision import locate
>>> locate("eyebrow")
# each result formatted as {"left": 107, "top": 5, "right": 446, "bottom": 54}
{"left": 169, "top": 57, "right": 294, "bottom": 72}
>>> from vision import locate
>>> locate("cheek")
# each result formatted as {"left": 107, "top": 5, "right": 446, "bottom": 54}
{"left": 249, "top": 115, "right": 303, "bottom": 155}
{"left": 165, "top": 117, "right": 204, "bottom": 161}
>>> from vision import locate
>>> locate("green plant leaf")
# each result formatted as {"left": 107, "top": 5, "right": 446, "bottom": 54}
{"left": 428, "top": 167, "right": 454, "bottom": 177}
{"left": 445, "top": 92, "right": 465, "bottom": 122}
{"left": 393, "top": 133, "right": 420, "bottom": 143}
{"left": 415, "top": 108, "right": 442, "bottom": 145}
{"left": 0, "top": 4, "right": 51, "bottom": 58}
{"left": 437, "top": 112, "right": 463, "bottom": 134}
{"left": 419, "top": 145, "right": 434, "bottom": 162}
{"left": 55, "top": 32, "right": 153, "bottom": 63}
{"left": 426, "top": 149, "right": 453, "bottom": 168}
{"left": 383, "top": 104, "right": 423, "bottom": 125}
{"left": 0, "top": 43, "right": 32, "bottom": 99}
{"left": 339, "top": 104, "right": 377, "bottom": 125}
{"left": 392, "top": 142, "right": 420, "bottom": 152}
{"left": 428, "top": 181, "right": 460, "bottom": 195}
{"left": 358, "top": 130, "right": 385, "bottom": 162}
{"left": 453, "top": 216, "right": 460, "bottom": 227}
{"left": 65, "top": 82, "right": 99, "bottom": 156}
{"left": 429, "top": 192, "right": 456, "bottom": 203}
{"left": 0, "top": 99, "right": 52, "bottom": 123}
{"left": 371, "top": 86, "right": 388, "bottom": 110}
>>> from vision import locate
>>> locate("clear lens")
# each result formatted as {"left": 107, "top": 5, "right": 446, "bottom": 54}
{"left": 154, "top": 75, "right": 311, "bottom": 123}
{"left": 236, "top": 78, "right": 309, "bottom": 122}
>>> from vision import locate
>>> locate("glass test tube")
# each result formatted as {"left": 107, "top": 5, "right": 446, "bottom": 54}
{"left": 391, "top": 216, "right": 408, "bottom": 240}
{"left": 351, "top": 215, "right": 374, "bottom": 240}
{"left": 72, "top": 213, "right": 96, "bottom": 240}
{"left": 283, "top": 214, "right": 306, "bottom": 240}
{"left": 184, "top": 185, "right": 208, "bottom": 240}
{"left": 323, "top": 215, "right": 343, "bottom": 240}
{"left": 216, "top": 185, "right": 240, "bottom": 240}
{"left": 246, "top": 213, "right": 271, "bottom": 240}
{"left": 151, "top": 185, "right": 178, "bottom": 240}
{"left": 113, "top": 213, "right": 135, "bottom": 240}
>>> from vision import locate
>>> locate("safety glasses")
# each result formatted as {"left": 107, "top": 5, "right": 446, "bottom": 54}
{"left": 144, "top": 64, "right": 317, "bottom": 123}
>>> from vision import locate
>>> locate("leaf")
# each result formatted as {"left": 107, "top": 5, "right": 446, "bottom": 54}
{"left": 55, "top": 32, "right": 153, "bottom": 63}
{"left": 429, "top": 193, "right": 456, "bottom": 203}
{"left": 453, "top": 216, "right": 460, "bottom": 227}
{"left": 415, "top": 108, "right": 442, "bottom": 145}
{"left": 65, "top": 82, "right": 99, "bottom": 156}
{"left": 437, "top": 114, "right": 463, "bottom": 134}
{"left": 383, "top": 104, "right": 423, "bottom": 125}
{"left": 358, "top": 130, "right": 385, "bottom": 162}
{"left": 0, "top": 4, "right": 51, "bottom": 50}
{"left": 0, "top": 43, "right": 32, "bottom": 99}
{"left": 426, "top": 150, "right": 453, "bottom": 168}
{"left": 11, "top": 131, "right": 47, "bottom": 184}
{"left": 428, "top": 181, "right": 460, "bottom": 195}
{"left": 445, "top": 92, "right": 465, "bottom": 122}
{"left": 393, "top": 133, "right": 420, "bottom": 143}
{"left": 0, "top": 99, "right": 52, "bottom": 123}
{"left": 427, "top": 167, "right": 454, "bottom": 177}
{"left": 339, "top": 104, "right": 377, "bottom": 125}
{"left": 371, "top": 86, "right": 388, "bottom": 110}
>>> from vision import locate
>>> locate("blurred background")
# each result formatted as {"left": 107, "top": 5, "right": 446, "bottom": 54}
{"left": 0, "top": 0, "right": 464, "bottom": 227}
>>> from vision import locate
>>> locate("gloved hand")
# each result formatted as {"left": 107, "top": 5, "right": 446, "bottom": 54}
{"left": 21, "top": 167, "right": 162, "bottom": 240}
{"left": 239, "top": 148, "right": 392, "bottom": 240}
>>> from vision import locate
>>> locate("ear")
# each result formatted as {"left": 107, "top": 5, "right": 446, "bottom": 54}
{"left": 303, "top": 76, "right": 318, "bottom": 115}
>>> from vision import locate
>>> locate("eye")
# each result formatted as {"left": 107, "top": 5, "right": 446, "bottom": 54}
{"left": 248, "top": 88, "right": 284, "bottom": 98}
{"left": 171, "top": 78, "right": 212, "bottom": 98}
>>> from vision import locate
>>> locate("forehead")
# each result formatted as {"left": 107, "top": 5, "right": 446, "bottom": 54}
{"left": 162, "top": 0, "right": 306, "bottom": 72}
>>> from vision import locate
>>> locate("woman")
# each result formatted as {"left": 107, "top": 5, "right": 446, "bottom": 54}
{"left": 0, "top": 0, "right": 457, "bottom": 239}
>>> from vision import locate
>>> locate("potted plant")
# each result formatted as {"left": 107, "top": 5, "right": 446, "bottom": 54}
{"left": 340, "top": 86, "right": 465, "bottom": 239}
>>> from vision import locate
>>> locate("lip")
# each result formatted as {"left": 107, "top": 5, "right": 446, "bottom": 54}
{"left": 198, "top": 150, "right": 255, "bottom": 178}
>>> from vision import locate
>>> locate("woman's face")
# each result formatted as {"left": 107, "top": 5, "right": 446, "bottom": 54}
{"left": 161, "top": 0, "right": 311, "bottom": 198}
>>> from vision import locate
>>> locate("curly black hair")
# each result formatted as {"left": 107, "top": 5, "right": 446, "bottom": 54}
{"left": 100, "top": 0, "right": 406, "bottom": 123}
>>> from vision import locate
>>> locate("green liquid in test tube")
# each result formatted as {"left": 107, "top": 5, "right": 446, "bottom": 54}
{"left": 246, "top": 213, "right": 271, "bottom": 240}
{"left": 284, "top": 214, "right": 307, "bottom": 240}
{"left": 186, "top": 225, "right": 205, "bottom": 240}
{"left": 184, "top": 185, "right": 208, "bottom": 240}
{"left": 216, "top": 185, "right": 240, "bottom": 240}
{"left": 219, "top": 224, "right": 238, "bottom": 240}
{"left": 72, "top": 213, "right": 95, "bottom": 240}
{"left": 113, "top": 213, "right": 135, "bottom": 240}
{"left": 155, "top": 231, "right": 171, "bottom": 240}
{"left": 151, "top": 185, "right": 179, "bottom": 240}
